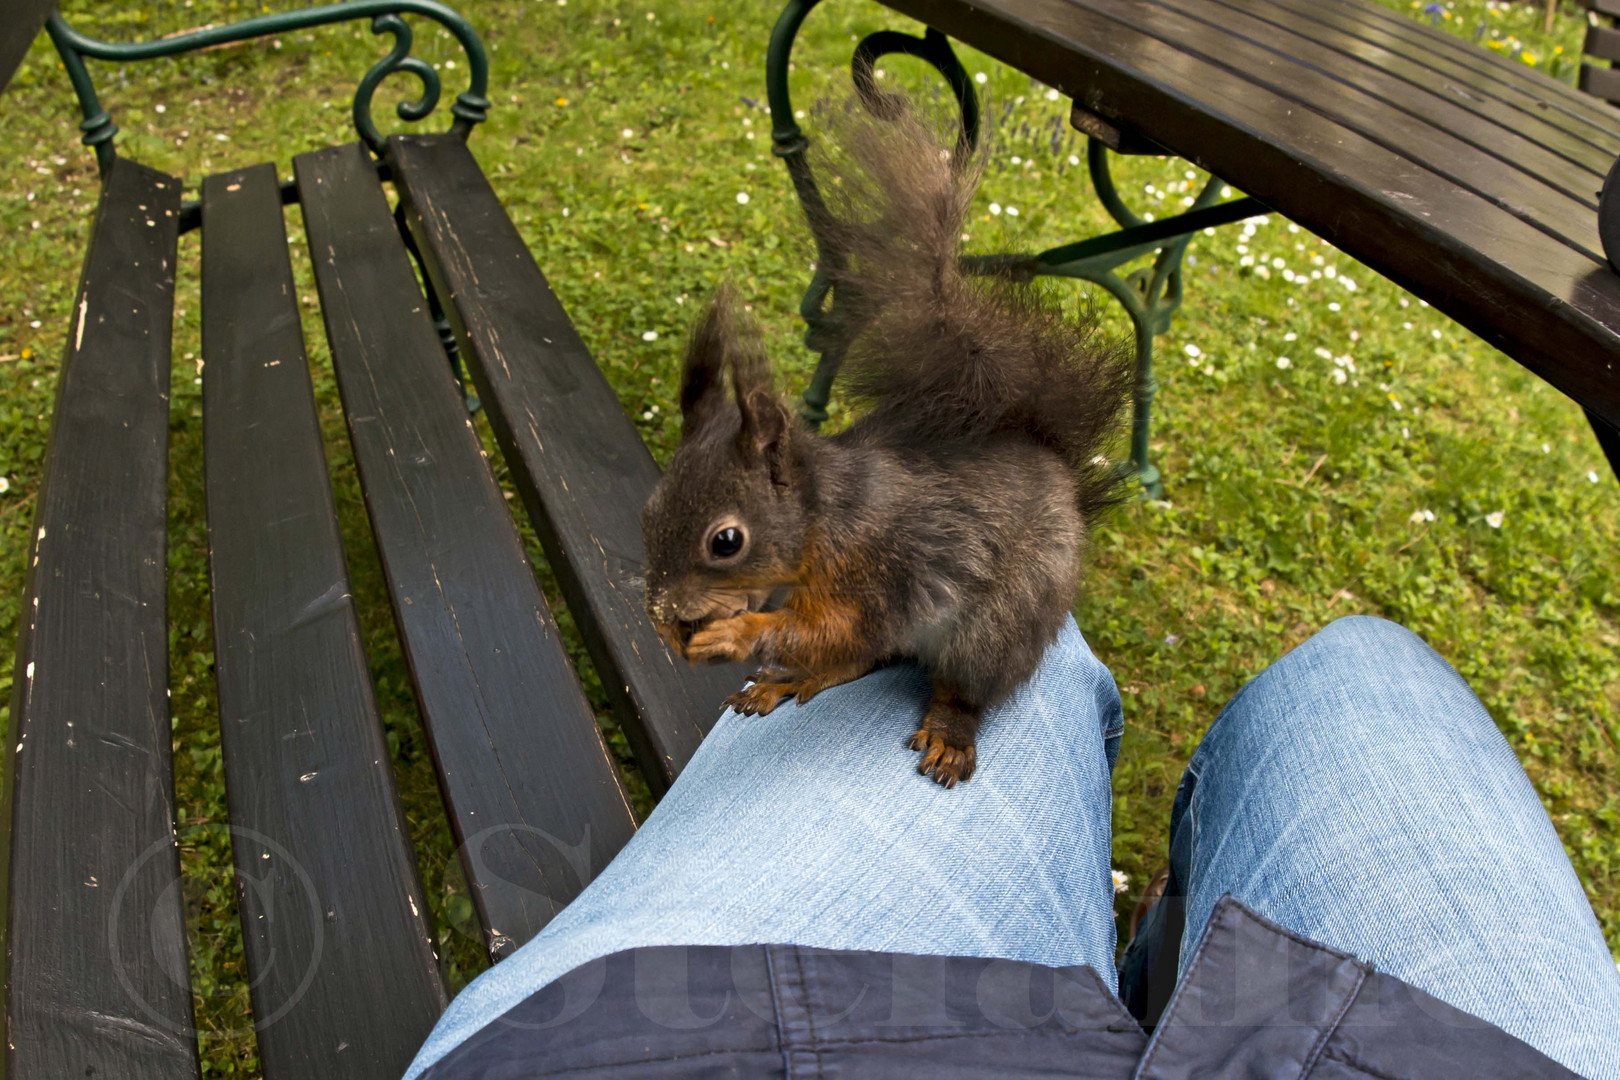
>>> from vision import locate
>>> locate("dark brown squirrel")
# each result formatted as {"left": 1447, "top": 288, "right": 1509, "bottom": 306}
{"left": 640, "top": 98, "right": 1132, "bottom": 787}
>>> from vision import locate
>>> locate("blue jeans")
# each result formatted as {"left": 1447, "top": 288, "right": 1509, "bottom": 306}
{"left": 405, "top": 616, "right": 1620, "bottom": 1079}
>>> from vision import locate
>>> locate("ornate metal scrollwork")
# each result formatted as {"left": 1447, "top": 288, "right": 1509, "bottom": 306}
{"left": 356, "top": 14, "right": 443, "bottom": 152}
{"left": 45, "top": 0, "right": 490, "bottom": 174}
{"left": 766, "top": 0, "right": 984, "bottom": 427}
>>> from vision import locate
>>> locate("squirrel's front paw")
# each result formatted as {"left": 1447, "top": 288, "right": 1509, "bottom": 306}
{"left": 684, "top": 615, "right": 764, "bottom": 664}
{"left": 724, "top": 679, "right": 796, "bottom": 716}
{"left": 909, "top": 729, "right": 977, "bottom": 788}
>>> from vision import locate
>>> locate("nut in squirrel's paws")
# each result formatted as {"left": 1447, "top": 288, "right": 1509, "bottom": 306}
{"left": 683, "top": 615, "right": 762, "bottom": 664}
{"left": 909, "top": 729, "right": 976, "bottom": 788}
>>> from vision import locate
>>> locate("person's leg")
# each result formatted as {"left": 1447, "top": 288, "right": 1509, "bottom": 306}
{"left": 1173, "top": 615, "right": 1620, "bottom": 1079}
{"left": 405, "top": 616, "right": 1123, "bottom": 1079}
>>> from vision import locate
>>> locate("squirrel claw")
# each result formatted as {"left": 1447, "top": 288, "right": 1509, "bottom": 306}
{"left": 725, "top": 681, "right": 796, "bottom": 717}
{"left": 909, "top": 729, "right": 976, "bottom": 788}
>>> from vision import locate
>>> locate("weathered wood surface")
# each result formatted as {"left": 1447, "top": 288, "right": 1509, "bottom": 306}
{"left": 880, "top": 0, "right": 1620, "bottom": 430}
{"left": 0, "top": 0, "right": 53, "bottom": 98}
{"left": 200, "top": 161, "right": 446, "bottom": 1079}
{"left": 295, "top": 142, "right": 637, "bottom": 959}
{"left": 2, "top": 158, "right": 197, "bottom": 1078}
{"left": 389, "top": 133, "right": 744, "bottom": 792}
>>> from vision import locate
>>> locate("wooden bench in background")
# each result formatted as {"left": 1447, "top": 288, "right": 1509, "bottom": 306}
{"left": 1, "top": 5, "right": 739, "bottom": 1078}
{"left": 767, "top": 0, "right": 1620, "bottom": 493}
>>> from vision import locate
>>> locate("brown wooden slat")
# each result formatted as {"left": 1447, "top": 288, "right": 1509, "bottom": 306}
{"left": 1117, "top": 0, "right": 1604, "bottom": 246}
{"left": 885, "top": 0, "right": 1620, "bottom": 428}
{"left": 387, "top": 133, "right": 744, "bottom": 793}
{"left": 1256, "top": 0, "right": 1620, "bottom": 151}
{"left": 2, "top": 158, "right": 198, "bottom": 1078}
{"left": 294, "top": 142, "right": 637, "bottom": 959}
{"left": 1592, "top": 0, "right": 1620, "bottom": 20}
{"left": 1317, "top": 0, "right": 1620, "bottom": 136}
{"left": 200, "top": 162, "right": 446, "bottom": 1079}
{"left": 1215, "top": 0, "right": 1613, "bottom": 179}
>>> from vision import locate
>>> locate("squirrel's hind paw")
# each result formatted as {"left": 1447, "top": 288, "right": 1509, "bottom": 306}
{"left": 909, "top": 729, "right": 977, "bottom": 788}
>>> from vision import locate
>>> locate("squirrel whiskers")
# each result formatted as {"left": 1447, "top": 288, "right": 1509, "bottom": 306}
{"left": 641, "top": 96, "right": 1132, "bottom": 787}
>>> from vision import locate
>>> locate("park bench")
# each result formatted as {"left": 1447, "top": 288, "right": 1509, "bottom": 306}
{"left": 0, "top": 3, "right": 742, "bottom": 1078}
{"left": 6, "top": 0, "right": 1620, "bottom": 1076}
{"left": 767, "top": 0, "right": 1620, "bottom": 495}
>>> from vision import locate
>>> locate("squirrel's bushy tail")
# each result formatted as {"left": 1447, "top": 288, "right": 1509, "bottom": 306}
{"left": 812, "top": 97, "right": 1133, "bottom": 519}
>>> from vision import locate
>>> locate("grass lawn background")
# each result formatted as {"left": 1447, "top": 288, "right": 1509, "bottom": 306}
{"left": 1, "top": 0, "right": 1615, "bottom": 1073}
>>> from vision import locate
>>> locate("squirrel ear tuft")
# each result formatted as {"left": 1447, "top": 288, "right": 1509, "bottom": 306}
{"left": 679, "top": 290, "right": 735, "bottom": 436}
{"left": 682, "top": 283, "right": 777, "bottom": 445}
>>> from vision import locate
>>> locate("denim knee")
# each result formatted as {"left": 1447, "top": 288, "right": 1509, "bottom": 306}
{"left": 1192, "top": 614, "right": 1496, "bottom": 772}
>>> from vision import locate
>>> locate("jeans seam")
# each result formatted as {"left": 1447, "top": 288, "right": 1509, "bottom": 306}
{"left": 1181, "top": 759, "right": 1202, "bottom": 895}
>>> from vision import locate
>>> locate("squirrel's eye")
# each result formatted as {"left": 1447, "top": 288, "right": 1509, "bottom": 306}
{"left": 709, "top": 526, "right": 744, "bottom": 559}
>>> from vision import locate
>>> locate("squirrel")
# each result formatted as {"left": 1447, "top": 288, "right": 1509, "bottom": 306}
{"left": 640, "top": 96, "right": 1132, "bottom": 787}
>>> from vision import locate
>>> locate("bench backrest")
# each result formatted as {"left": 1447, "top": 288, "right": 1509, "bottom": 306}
{"left": 5, "top": 9, "right": 739, "bottom": 1078}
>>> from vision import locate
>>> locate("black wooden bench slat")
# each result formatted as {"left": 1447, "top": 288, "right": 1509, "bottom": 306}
{"left": 1586, "top": 25, "right": 1620, "bottom": 66}
{"left": 1304, "top": 0, "right": 1620, "bottom": 139}
{"left": 0, "top": 0, "right": 53, "bottom": 96}
{"left": 294, "top": 142, "right": 637, "bottom": 959}
{"left": 386, "top": 134, "right": 744, "bottom": 793}
{"left": 1179, "top": 0, "right": 1607, "bottom": 207}
{"left": 1083, "top": 0, "right": 1605, "bottom": 258}
{"left": 1582, "top": 62, "right": 1620, "bottom": 105}
{"left": 892, "top": 0, "right": 1620, "bottom": 427}
{"left": 199, "top": 162, "right": 447, "bottom": 1079}
{"left": 1215, "top": 0, "right": 1616, "bottom": 182}
{"left": 1253, "top": 0, "right": 1620, "bottom": 150}
{"left": 2, "top": 159, "right": 199, "bottom": 1078}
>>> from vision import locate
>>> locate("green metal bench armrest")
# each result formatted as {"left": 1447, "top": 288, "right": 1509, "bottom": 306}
{"left": 45, "top": 0, "right": 490, "bottom": 177}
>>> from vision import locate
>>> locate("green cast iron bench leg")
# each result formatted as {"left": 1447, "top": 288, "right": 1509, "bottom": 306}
{"left": 764, "top": 0, "right": 1265, "bottom": 499}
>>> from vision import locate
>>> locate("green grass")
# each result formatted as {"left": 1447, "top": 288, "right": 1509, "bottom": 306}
{"left": 1, "top": 0, "right": 1617, "bottom": 1074}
